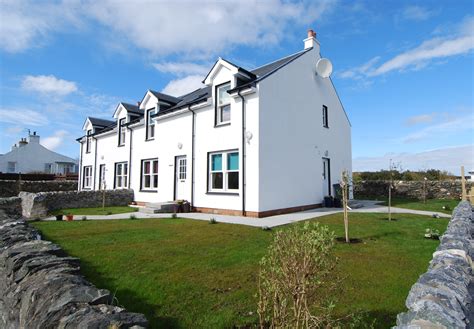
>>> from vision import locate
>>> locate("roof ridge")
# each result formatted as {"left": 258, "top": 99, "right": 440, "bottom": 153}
{"left": 251, "top": 48, "right": 309, "bottom": 72}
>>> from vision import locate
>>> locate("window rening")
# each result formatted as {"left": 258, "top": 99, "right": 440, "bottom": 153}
{"left": 209, "top": 151, "right": 239, "bottom": 192}
{"left": 86, "top": 129, "right": 92, "bottom": 153}
{"left": 322, "top": 105, "right": 329, "bottom": 128}
{"left": 83, "top": 166, "right": 92, "bottom": 189}
{"left": 141, "top": 159, "right": 158, "bottom": 190}
{"left": 118, "top": 118, "right": 126, "bottom": 146}
{"left": 146, "top": 109, "right": 155, "bottom": 140}
{"left": 216, "top": 82, "right": 231, "bottom": 125}
{"left": 115, "top": 162, "right": 128, "bottom": 189}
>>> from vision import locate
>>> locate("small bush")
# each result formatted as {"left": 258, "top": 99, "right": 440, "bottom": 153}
{"left": 424, "top": 228, "right": 440, "bottom": 240}
{"left": 209, "top": 218, "right": 217, "bottom": 224}
{"left": 442, "top": 205, "right": 451, "bottom": 211}
{"left": 261, "top": 226, "right": 271, "bottom": 231}
{"left": 129, "top": 214, "right": 137, "bottom": 220}
{"left": 106, "top": 211, "right": 113, "bottom": 215}
{"left": 171, "top": 213, "right": 178, "bottom": 219}
{"left": 81, "top": 216, "right": 88, "bottom": 221}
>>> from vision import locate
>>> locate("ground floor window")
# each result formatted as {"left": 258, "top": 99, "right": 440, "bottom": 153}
{"left": 209, "top": 150, "right": 239, "bottom": 192}
{"left": 83, "top": 166, "right": 92, "bottom": 189}
{"left": 141, "top": 158, "right": 158, "bottom": 190}
{"left": 115, "top": 162, "right": 128, "bottom": 189}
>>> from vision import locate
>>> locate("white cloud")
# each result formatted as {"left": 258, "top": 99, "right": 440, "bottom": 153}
{"left": 401, "top": 6, "right": 435, "bottom": 21}
{"left": 153, "top": 62, "right": 210, "bottom": 77}
{"left": 401, "top": 113, "right": 474, "bottom": 143}
{"left": 22, "top": 75, "right": 78, "bottom": 96}
{"left": 339, "top": 17, "right": 474, "bottom": 80}
{"left": 353, "top": 145, "right": 474, "bottom": 175}
{"left": 84, "top": 0, "right": 335, "bottom": 57}
{"left": 0, "top": 0, "right": 82, "bottom": 53}
{"left": 405, "top": 114, "right": 435, "bottom": 126}
{"left": 0, "top": 108, "right": 46, "bottom": 126}
{"left": 41, "top": 130, "right": 68, "bottom": 150}
{"left": 162, "top": 75, "right": 204, "bottom": 97}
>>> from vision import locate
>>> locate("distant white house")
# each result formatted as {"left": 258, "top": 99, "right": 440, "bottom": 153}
{"left": 78, "top": 29, "right": 352, "bottom": 217}
{"left": 0, "top": 132, "right": 77, "bottom": 174}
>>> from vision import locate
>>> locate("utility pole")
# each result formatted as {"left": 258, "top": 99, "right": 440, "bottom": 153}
{"left": 388, "top": 159, "right": 392, "bottom": 221}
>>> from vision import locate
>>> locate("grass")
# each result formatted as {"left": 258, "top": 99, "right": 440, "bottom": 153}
{"left": 50, "top": 206, "right": 138, "bottom": 216}
{"left": 32, "top": 213, "right": 448, "bottom": 328}
{"left": 360, "top": 196, "right": 459, "bottom": 214}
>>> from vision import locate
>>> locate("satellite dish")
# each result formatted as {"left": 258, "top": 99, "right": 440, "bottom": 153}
{"left": 316, "top": 58, "right": 333, "bottom": 78}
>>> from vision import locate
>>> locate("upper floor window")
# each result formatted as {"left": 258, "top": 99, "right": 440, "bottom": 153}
{"left": 7, "top": 161, "right": 16, "bottom": 173}
{"left": 118, "top": 118, "right": 126, "bottom": 146}
{"left": 216, "top": 82, "right": 231, "bottom": 125}
{"left": 209, "top": 150, "right": 239, "bottom": 192}
{"left": 86, "top": 129, "right": 92, "bottom": 153}
{"left": 146, "top": 108, "right": 155, "bottom": 140}
{"left": 322, "top": 105, "right": 329, "bottom": 128}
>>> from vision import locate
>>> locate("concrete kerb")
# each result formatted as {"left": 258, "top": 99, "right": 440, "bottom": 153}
{"left": 41, "top": 200, "right": 450, "bottom": 228}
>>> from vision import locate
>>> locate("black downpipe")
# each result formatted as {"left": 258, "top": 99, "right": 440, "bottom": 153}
{"left": 238, "top": 91, "right": 246, "bottom": 216}
{"left": 93, "top": 137, "right": 98, "bottom": 190}
{"left": 187, "top": 106, "right": 196, "bottom": 207}
{"left": 78, "top": 140, "right": 83, "bottom": 191}
{"left": 128, "top": 126, "right": 134, "bottom": 189}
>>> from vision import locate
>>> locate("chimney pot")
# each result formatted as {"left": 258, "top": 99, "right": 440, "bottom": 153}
{"left": 137, "top": 101, "right": 141, "bottom": 107}
{"left": 307, "top": 29, "right": 316, "bottom": 38}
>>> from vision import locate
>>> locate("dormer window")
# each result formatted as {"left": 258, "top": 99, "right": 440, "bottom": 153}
{"left": 85, "top": 129, "right": 92, "bottom": 153}
{"left": 118, "top": 118, "right": 126, "bottom": 146}
{"left": 216, "top": 82, "right": 231, "bottom": 125}
{"left": 146, "top": 108, "right": 155, "bottom": 140}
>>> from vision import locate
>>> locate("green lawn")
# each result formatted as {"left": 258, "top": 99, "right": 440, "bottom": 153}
{"left": 363, "top": 197, "right": 459, "bottom": 214}
{"left": 50, "top": 206, "right": 138, "bottom": 216}
{"left": 32, "top": 213, "right": 448, "bottom": 328}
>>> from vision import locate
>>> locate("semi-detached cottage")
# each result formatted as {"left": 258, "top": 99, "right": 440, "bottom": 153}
{"left": 77, "top": 30, "right": 352, "bottom": 217}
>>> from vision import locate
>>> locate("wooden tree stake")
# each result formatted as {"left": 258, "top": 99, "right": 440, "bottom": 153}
{"left": 461, "top": 166, "right": 467, "bottom": 201}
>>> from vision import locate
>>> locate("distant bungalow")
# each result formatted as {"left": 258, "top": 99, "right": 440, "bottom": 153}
{"left": 0, "top": 132, "right": 77, "bottom": 174}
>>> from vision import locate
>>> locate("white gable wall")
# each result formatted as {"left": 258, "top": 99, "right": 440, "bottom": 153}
{"left": 258, "top": 47, "right": 352, "bottom": 212}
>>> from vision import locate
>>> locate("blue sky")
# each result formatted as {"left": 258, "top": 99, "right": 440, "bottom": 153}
{"left": 0, "top": 0, "right": 473, "bottom": 174}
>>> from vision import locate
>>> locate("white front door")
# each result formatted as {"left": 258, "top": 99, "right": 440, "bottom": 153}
{"left": 175, "top": 156, "right": 187, "bottom": 200}
{"left": 322, "top": 158, "right": 331, "bottom": 197}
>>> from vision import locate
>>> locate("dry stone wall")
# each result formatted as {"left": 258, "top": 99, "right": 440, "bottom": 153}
{"left": 0, "top": 210, "right": 148, "bottom": 328}
{"left": 0, "top": 180, "right": 78, "bottom": 197}
{"left": 394, "top": 201, "right": 473, "bottom": 328}
{"left": 20, "top": 189, "right": 134, "bottom": 219}
{"left": 354, "top": 180, "right": 472, "bottom": 200}
{"left": 0, "top": 197, "right": 22, "bottom": 217}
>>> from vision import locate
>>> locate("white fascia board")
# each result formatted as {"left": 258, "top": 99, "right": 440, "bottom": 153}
{"left": 82, "top": 118, "right": 92, "bottom": 131}
{"left": 190, "top": 99, "right": 211, "bottom": 110}
{"left": 228, "top": 86, "right": 257, "bottom": 97}
{"left": 113, "top": 103, "right": 126, "bottom": 119}
{"left": 203, "top": 58, "right": 238, "bottom": 85}
{"left": 154, "top": 108, "right": 189, "bottom": 121}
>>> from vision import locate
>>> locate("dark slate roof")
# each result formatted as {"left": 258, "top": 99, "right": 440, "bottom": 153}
{"left": 149, "top": 90, "right": 181, "bottom": 105}
{"left": 89, "top": 117, "right": 115, "bottom": 128}
{"left": 155, "top": 86, "right": 211, "bottom": 117}
{"left": 251, "top": 49, "right": 310, "bottom": 77}
{"left": 121, "top": 102, "right": 142, "bottom": 115}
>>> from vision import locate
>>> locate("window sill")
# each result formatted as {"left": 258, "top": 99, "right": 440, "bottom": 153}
{"left": 117, "top": 144, "right": 125, "bottom": 147}
{"left": 145, "top": 138, "right": 155, "bottom": 142}
{"left": 214, "top": 122, "right": 231, "bottom": 128}
{"left": 206, "top": 191, "right": 239, "bottom": 196}
{"left": 82, "top": 187, "right": 92, "bottom": 190}
{"left": 139, "top": 189, "right": 158, "bottom": 193}
{"left": 323, "top": 126, "right": 329, "bottom": 129}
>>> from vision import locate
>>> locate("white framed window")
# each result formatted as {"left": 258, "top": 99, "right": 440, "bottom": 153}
{"left": 44, "top": 163, "right": 53, "bottom": 173}
{"left": 86, "top": 129, "right": 92, "bottom": 153}
{"left": 209, "top": 150, "right": 239, "bottom": 192}
{"left": 146, "top": 109, "right": 155, "bottom": 140}
{"left": 179, "top": 158, "right": 187, "bottom": 180}
{"left": 216, "top": 82, "right": 231, "bottom": 125}
{"left": 141, "top": 158, "right": 158, "bottom": 190}
{"left": 115, "top": 162, "right": 128, "bottom": 189}
{"left": 118, "top": 118, "right": 126, "bottom": 146}
{"left": 83, "top": 166, "right": 92, "bottom": 189}
{"left": 322, "top": 105, "right": 328, "bottom": 128}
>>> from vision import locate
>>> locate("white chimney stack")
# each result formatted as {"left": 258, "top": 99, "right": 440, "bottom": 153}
{"left": 28, "top": 131, "right": 40, "bottom": 144}
{"left": 304, "top": 29, "right": 320, "bottom": 54}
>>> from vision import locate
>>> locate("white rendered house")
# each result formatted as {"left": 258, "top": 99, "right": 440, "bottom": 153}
{"left": 0, "top": 132, "right": 77, "bottom": 174}
{"left": 78, "top": 30, "right": 352, "bottom": 217}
